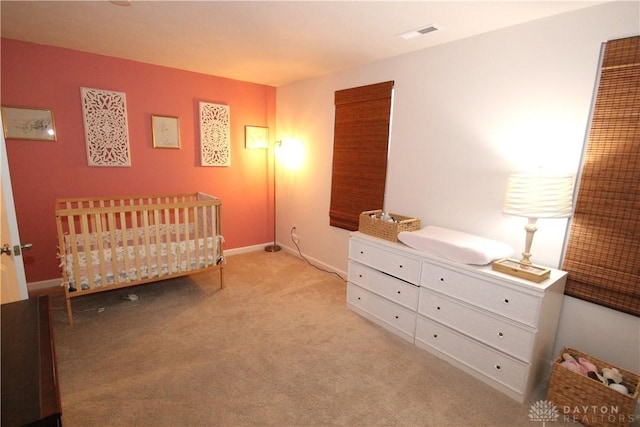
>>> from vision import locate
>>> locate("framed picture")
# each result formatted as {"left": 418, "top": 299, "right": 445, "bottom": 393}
{"left": 199, "top": 102, "right": 230, "bottom": 166}
{"left": 81, "top": 87, "right": 131, "bottom": 167}
{"left": 1, "top": 106, "right": 57, "bottom": 141}
{"left": 245, "top": 125, "right": 268, "bottom": 149}
{"left": 152, "top": 115, "right": 181, "bottom": 149}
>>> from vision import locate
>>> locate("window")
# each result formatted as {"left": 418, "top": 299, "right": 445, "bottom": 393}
{"left": 562, "top": 36, "right": 639, "bottom": 317}
{"left": 329, "top": 81, "right": 394, "bottom": 230}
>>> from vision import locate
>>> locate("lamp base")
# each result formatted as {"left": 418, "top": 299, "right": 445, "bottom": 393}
{"left": 492, "top": 258, "right": 550, "bottom": 283}
{"left": 265, "top": 244, "right": 281, "bottom": 252}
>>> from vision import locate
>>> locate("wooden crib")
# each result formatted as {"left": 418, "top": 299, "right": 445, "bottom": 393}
{"left": 55, "top": 192, "right": 224, "bottom": 325}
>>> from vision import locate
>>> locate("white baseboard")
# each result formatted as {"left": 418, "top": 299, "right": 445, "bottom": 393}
{"left": 225, "top": 241, "right": 347, "bottom": 279}
{"left": 224, "top": 243, "right": 267, "bottom": 255}
{"left": 29, "top": 242, "right": 346, "bottom": 287}
{"left": 27, "top": 278, "right": 63, "bottom": 291}
{"left": 280, "top": 244, "right": 347, "bottom": 280}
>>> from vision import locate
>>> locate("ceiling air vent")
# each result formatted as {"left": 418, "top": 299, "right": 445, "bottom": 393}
{"left": 399, "top": 24, "right": 441, "bottom": 40}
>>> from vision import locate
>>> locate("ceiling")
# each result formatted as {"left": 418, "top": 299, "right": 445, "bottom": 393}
{"left": 1, "top": 1, "right": 606, "bottom": 87}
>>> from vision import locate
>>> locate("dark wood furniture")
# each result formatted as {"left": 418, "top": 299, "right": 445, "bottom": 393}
{"left": 1, "top": 296, "right": 62, "bottom": 427}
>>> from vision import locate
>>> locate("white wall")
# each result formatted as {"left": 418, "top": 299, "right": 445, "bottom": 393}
{"left": 276, "top": 2, "right": 640, "bottom": 373}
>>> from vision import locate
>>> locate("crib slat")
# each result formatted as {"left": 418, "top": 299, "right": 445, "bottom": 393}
{"left": 173, "top": 202, "right": 182, "bottom": 273}
{"left": 131, "top": 210, "right": 142, "bottom": 281}
{"left": 56, "top": 214, "right": 67, "bottom": 281}
{"left": 119, "top": 208, "right": 131, "bottom": 283}
{"left": 94, "top": 213, "right": 108, "bottom": 287}
{"left": 201, "top": 205, "right": 210, "bottom": 267}
{"left": 107, "top": 211, "right": 120, "bottom": 285}
{"left": 193, "top": 205, "right": 200, "bottom": 269}
{"left": 80, "top": 214, "right": 96, "bottom": 290}
{"left": 163, "top": 206, "right": 172, "bottom": 274}
{"left": 200, "top": 205, "right": 207, "bottom": 266}
{"left": 65, "top": 215, "right": 82, "bottom": 291}
{"left": 153, "top": 209, "right": 162, "bottom": 276}
{"left": 99, "top": 199, "right": 107, "bottom": 234}
{"left": 88, "top": 200, "right": 97, "bottom": 232}
{"left": 142, "top": 210, "right": 153, "bottom": 279}
{"left": 215, "top": 203, "right": 221, "bottom": 263}
{"left": 210, "top": 205, "right": 215, "bottom": 264}
{"left": 203, "top": 204, "right": 209, "bottom": 266}
{"left": 183, "top": 205, "right": 191, "bottom": 271}
{"left": 210, "top": 204, "right": 216, "bottom": 263}
{"left": 69, "top": 219, "right": 82, "bottom": 289}
{"left": 211, "top": 204, "right": 217, "bottom": 263}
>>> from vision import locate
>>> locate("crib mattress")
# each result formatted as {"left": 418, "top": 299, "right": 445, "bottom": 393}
{"left": 60, "top": 229, "right": 223, "bottom": 291}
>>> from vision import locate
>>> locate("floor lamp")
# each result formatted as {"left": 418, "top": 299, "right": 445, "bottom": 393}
{"left": 265, "top": 140, "right": 282, "bottom": 252}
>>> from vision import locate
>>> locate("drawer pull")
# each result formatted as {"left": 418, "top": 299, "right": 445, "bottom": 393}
{"left": 495, "top": 365, "right": 501, "bottom": 370}
{"left": 497, "top": 332, "right": 504, "bottom": 338}
{"left": 360, "top": 250, "right": 364, "bottom": 255}
{"left": 359, "top": 274, "right": 363, "bottom": 278}
{"left": 357, "top": 297, "right": 361, "bottom": 300}
{"left": 395, "top": 315, "right": 399, "bottom": 319}
{"left": 399, "top": 264, "right": 403, "bottom": 269}
{"left": 436, "top": 306, "right": 441, "bottom": 310}
{"left": 433, "top": 334, "right": 438, "bottom": 338}
{"left": 503, "top": 298, "right": 510, "bottom": 304}
{"left": 439, "top": 277, "right": 445, "bottom": 282}
{"left": 397, "top": 290, "right": 401, "bottom": 294}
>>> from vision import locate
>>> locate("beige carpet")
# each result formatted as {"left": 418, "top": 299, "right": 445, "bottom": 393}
{"left": 50, "top": 250, "right": 575, "bottom": 426}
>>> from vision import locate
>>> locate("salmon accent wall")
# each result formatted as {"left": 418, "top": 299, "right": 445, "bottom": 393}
{"left": 1, "top": 39, "right": 276, "bottom": 282}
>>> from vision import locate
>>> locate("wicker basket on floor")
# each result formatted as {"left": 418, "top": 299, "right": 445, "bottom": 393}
{"left": 358, "top": 209, "right": 420, "bottom": 242}
{"left": 547, "top": 347, "right": 639, "bottom": 427}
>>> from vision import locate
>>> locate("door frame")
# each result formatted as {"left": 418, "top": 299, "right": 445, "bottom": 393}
{"left": 1, "top": 116, "right": 28, "bottom": 302}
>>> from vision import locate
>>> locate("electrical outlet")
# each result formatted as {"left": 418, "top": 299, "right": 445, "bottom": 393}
{"left": 291, "top": 226, "right": 300, "bottom": 244}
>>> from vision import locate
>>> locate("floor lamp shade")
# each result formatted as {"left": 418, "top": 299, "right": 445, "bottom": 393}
{"left": 503, "top": 173, "right": 574, "bottom": 265}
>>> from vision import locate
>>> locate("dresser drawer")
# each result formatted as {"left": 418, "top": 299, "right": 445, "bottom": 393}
{"left": 347, "top": 283, "right": 417, "bottom": 339}
{"left": 420, "top": 263, "right": 540, "bottom": 327}
{"left": 418, "top": 288, "right": 535, "bottom": 362}
{"left": 348, "top": 261, "right": 419, "bottom": 310}
{"left": 415, "top": 316, "right": 528, "bottom": 393}
{"left": 349, "top": 239, "right": 421, "bottom": 284}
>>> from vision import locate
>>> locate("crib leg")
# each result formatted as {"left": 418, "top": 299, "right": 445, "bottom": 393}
{"left": 66, "top": 295, "right": 74, "bottom": 326}
{"left": 219, "top": 266, "right": 225, "bottom": 289}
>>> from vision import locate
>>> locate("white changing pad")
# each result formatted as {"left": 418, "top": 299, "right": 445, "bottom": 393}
{"left": 397, "top": 226, "right": 513, "bottom": 265}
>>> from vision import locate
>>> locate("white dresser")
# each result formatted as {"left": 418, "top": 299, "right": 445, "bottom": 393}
{"left": 346, "top": 232, "right": 567, "bottom": 403}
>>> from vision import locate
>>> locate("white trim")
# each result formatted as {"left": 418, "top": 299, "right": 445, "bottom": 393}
{"left": 30, "top": 242, "right": 346, "bottom": 285}
{"left": 223, "top": 244, "right": 266, "bottom": 256}
{"left": 1, "top": 119, "right": 29, "bottom": 300}
{"left": 280, "top": 244, "right": 347, "bottom": 279}
{"left": 27, "top": 278, "right": 63, "bottom": 291}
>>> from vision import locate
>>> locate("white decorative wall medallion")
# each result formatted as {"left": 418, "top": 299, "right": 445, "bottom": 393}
{"left": 81, "top": 87, "right": 131, "bottom": 167}
{"left": 199, "top": 102, "right": 230, "bottom": 166}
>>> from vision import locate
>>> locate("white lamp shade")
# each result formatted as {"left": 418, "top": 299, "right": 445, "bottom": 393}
{"left": 503, "top": 174, "right": 575, "bottom": 218}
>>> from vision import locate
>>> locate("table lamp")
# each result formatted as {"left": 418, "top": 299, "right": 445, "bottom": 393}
{"left": 493, "top": 173, "right": 574, "bottom": 282}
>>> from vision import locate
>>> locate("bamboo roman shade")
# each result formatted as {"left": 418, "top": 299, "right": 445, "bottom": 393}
{"left": 562, "top": 36, "right": 640, "bottom": 317}
{"left": 329, "top": 81, "right": 394, "bottom": 230}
